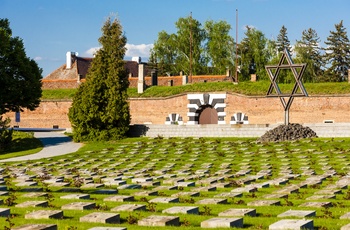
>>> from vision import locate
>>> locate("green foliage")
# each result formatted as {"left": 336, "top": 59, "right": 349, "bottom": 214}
{"left": 204, "top": 20, "right": 234, "bottom": 75}
{"left": 0, "top": 116, "right": 12, "bottom": 152}
{"left": 276, "top": 25, "right": 291, "bottom": 53}
{"left": 0, "top": 18, "right": 42, "bottom": 115}
{"left": 150, "top": 15, "right": 234, "bottom": 76}
{"left": 68, "top": 17, "right": 130, "bottom": 142}
{"left": 294, "top": 28, "right": 324, "bottom": 82}
{"left": 324, "top": 20, "right": 350, "bottom": 82}
{"left": 174, "top": 16, "right": 206, "bottom": 76}
{"left": 149, "top": 31, "right": 177, "bottom": 75}
{"left": 239, "top": 26, "right": 269, "bottom": 81}
{"left": 149, "top": 16, "right": 350, "bottom": 83}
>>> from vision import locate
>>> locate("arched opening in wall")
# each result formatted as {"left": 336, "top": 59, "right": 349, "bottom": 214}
{"left": 198, "top": 105, "right": 218, "bottom": 124}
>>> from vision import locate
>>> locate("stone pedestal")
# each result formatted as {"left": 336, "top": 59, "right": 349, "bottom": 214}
{"left": 138, "top": 64, "right": 145, "bottom": 94}
{"left": 182, "top": 75, "right": 188, "bottom": 85}
{"left": 251, "top": 74, "right": 257, "bottom": 82}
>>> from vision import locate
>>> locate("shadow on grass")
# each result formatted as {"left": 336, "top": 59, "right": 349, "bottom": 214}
{"left": 0, "top": 137, "right": 42, "bottom": 155}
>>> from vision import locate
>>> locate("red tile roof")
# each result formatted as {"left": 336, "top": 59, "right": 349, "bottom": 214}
{"left": 44, "top": 56, "right": 152, "bottom": 80}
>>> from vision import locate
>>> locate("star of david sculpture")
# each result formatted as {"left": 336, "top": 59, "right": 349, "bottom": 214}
{"left": 265, "top": 48, "right": 308, "bottom": 125}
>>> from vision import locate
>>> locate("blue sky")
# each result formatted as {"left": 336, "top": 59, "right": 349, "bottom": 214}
{"left": 1, "top": 0, "right": 349, "bottom": 77}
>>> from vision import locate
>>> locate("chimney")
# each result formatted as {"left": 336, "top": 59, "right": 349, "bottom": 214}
{"left": 66, "top": 52, "right": 72, "bottom": 69}
{"left": 66, "top": 51, "right": 78, "bottom": 69}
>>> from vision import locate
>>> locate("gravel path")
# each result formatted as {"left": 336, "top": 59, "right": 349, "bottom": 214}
{"left": 0, "top": 131, "right": 83, "bottom": 162}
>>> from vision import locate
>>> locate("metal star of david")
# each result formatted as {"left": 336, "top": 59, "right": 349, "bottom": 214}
{"left": 265, "top": 48, "right": 308, "bottom": 124}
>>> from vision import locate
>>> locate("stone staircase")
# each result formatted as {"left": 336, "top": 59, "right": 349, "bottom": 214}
{"left": 128, "top": 123, "right": 350, "bottom": 138}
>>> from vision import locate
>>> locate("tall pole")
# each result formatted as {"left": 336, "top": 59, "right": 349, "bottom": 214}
{"left": 189, "top": 12, "right": 193, "bottom": 83}
{"left": 235, "top": 9, "right": 238, "bottom": 83}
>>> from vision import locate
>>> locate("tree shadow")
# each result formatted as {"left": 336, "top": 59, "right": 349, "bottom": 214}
{"left": 1, "top": 137, "right": 42, "bottom": 154}
{"left": 37, "top": 136, "right": 73, "bottom": 147}
{"left": 127, "top": 124, "right": 150, "bottom": 137}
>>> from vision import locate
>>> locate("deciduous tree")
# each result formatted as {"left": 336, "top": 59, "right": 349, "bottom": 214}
{"left": 149, "top": 31, "right": 177, "bottom": 76}
{"left": 150, "top": 16, "right": 234, "bottom": 77}
{"left": 0, "top": 18, "right": 42, "bottom": 150}
{"left": 0, "top": 18, "right": 42, "bottom": 115}
{"left": 174, "top": 16, "right": 206, "bottom": 77}
{"left": 204, "top": 20, "right": 234, "bottom": 75}
{"left": 239, "top": 26, "right": 269, "bottom": 81}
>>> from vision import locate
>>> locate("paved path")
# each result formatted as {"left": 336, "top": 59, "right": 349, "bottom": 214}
{"left": 0, "top": 131, "right": 83, "bottom": 162}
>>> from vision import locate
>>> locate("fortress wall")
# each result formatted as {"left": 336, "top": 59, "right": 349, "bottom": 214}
{"left": 5, "top": 94, "right": 350, "bottom": 129}
{"left": 43, "top": 75, "right": 227, "bottom": 89}
{"left": 5, "top": 100, "right": 72, "bottom": 128}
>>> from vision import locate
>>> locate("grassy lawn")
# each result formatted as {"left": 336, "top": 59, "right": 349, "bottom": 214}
{"left": 42, "top": 81, "right": 350, "bottom": 99}
{"left": 0, "top": 136, "right": 349, "bottom": 229}
{"left": 0, "top": 131, "right": 43, "bottom": 160}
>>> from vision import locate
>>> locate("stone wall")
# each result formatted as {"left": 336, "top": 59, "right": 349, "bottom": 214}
{"left": 5, "top": 94, "right": 350, "bottom": 128}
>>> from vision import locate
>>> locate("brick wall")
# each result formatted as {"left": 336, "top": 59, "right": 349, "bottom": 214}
{"left": 43, "top": 75, "right": 228, "bottom": 89}
{"left": 5, "top": 94, "right": 350, "bottom": 128}
{"left": 5, "top": 100, "right": 72, "bottom": 128}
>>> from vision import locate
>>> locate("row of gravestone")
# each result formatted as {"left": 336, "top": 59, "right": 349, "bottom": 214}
{"left": 4, "top": 201, "right": 350, "bottom": 229}
{"left": 0, "top": 142, "right": 345, "bottom": 230}
{"left": 1, "top": 166, "right": 350, "bottom": 229}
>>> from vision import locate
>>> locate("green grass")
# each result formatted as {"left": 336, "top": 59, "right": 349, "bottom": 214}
{"left": 42, "top": 81, "right": 350, "bottom": 99}
{"left": 41, "top": 88, "right": 77, "bottom": 100}
{"left": 0, "top": 131, "right": 43, "bottom": 160}
{"left": 0, "top": 137, "right": 350, "bottom": 229}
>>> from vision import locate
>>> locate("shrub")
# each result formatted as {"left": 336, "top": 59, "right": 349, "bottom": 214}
{"left": 0, "top": 116, "right": 13, "bottom": 152}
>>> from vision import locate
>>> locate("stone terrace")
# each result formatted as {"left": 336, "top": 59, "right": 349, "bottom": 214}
{"left": 1, "top": 138, "right": 350, "bottom": 229}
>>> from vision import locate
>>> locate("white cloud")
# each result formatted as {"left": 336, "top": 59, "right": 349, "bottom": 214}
{"left": 84, "top": 47, "right": 101, "bottom": 57}
{"left": 34, "top": 56, "right": 43, "bottom": 61}
{"left": 125, "top": 43, "right": 153, "bottom": 58}
{"left": 84, "top": 43, "right": 153, "bottom": 59}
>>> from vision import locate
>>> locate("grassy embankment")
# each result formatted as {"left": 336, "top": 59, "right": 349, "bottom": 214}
{"left": 41, "top": 81, "right": 350, "bottom": 100}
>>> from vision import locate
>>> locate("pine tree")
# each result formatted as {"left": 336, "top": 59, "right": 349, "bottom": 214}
{"left": 294, "top": 28, "right": 324, "bottom": 82}
{"left": 276, "top": 25, "right": 291, "bottom": 53}
{"left": 324, "top": 20, "right": 350, "bottom": 81}
{"left": 275, "top": 25, "right": 293, "bottom": 83}
{"left": 68, "top": 17, "right": 130, "bottom": 142}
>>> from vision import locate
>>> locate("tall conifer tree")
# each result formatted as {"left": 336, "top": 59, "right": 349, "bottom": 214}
{"left": 68, "top": 17, "right": 130, "bottom": 142}
{"left": 275, "top": 25, "right": 293, "bottom": 83}
{"left": 324, "top": 20, "right": 350, "bottom": 81}
{"left": 276, "top": 25, "right": 291, "bottom": 53}
{"left": 295, "top": 28, "right": 323, "bottom": 82}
